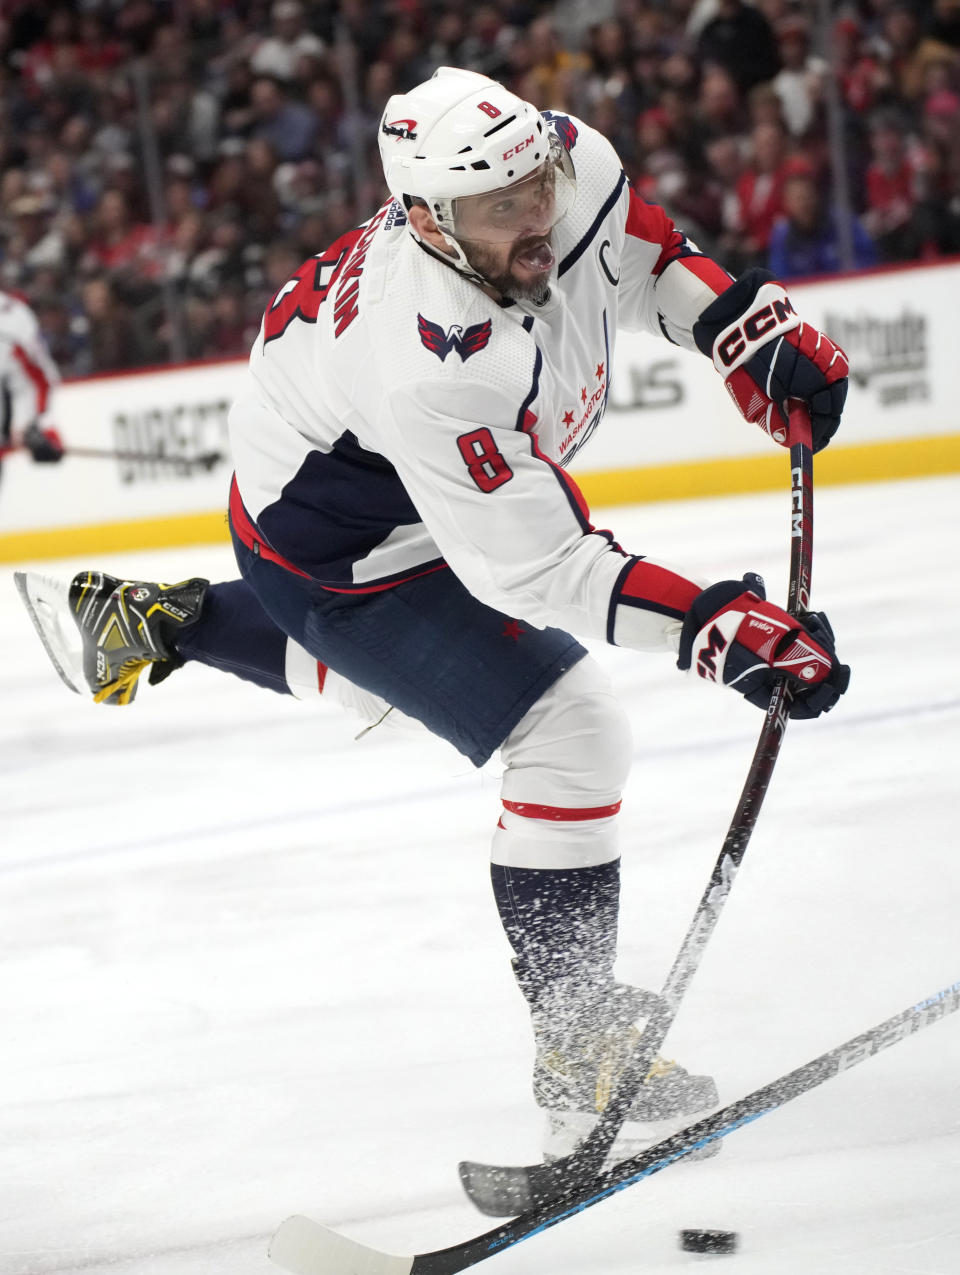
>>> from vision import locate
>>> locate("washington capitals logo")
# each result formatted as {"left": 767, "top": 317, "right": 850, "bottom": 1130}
{"left": 543, "top": 111, "right": 579, "bottom": 152}
{"left": 418, "top": 313, "right": 492, "bottom": 363}
{"left": 382, "top": 117, "right": 418, "bottom": 141}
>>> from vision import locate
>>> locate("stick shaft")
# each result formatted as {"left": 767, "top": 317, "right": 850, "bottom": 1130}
{"left": 426, "top": 979, "right": 960, "bottom": 1274}
{"left": 553, "top": 404, "right": 815, "bottom": 1178}
{"left": 66, "top": 446, "right": 223, "bottom": 464}
{"left": 0, "top": 442, "right": 223, "bottom": 464}
{"left": 272, "top": 978, "right": 960, "bottom": 1275}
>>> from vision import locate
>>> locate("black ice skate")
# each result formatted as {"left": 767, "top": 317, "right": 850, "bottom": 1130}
{"left": 69, "top": 571, "right": 208, "bottom": 704}
{"left": 15, "top": 569, "right": 207, "bottom": 705}
{"left": 531, "top": 979, "right": 719, "bottom": 1169}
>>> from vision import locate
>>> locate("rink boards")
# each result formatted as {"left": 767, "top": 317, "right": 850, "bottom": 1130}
{"left": 1, "top": 256, "right": 957, "bottom": 562}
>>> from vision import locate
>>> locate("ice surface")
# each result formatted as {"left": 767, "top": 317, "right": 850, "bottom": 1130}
{"left": 1, "top": 477, "right": 957, "bottom": 1274}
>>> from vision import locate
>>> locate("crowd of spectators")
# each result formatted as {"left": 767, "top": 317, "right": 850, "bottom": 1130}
{"left": 2, "top": 0, "right": 959, "bottom": 376}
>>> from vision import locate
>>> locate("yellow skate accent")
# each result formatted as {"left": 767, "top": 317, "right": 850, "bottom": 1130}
{"left": 594, "top": 1030, "right": 678, "bottom": 1114}
{"left": 645, "top": 1056, "right": 678, "bottom": 1082}
{"left": 92, "top": 658, "right": 150, "bottom": 706}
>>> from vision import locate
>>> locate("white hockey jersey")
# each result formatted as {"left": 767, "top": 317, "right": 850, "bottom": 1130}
{"left": 0, "top": 290, "right": 59, "bottom": 441}
{"left": 229, "top": 113, "right": 735, "bottom": 654}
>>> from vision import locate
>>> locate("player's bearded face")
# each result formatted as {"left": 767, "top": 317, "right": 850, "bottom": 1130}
{"left": 458, "top": 232, "right": 555, "bottom": 304}
{"left": 451, "top": 161, "right": 560, "bottom": 303}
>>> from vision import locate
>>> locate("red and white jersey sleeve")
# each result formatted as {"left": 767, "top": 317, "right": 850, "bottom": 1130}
{"left": 0, "top": 291, "right": 60, "bottom": 433}
{"left": 617, "top": 187, "right": 733, "bottom": 346}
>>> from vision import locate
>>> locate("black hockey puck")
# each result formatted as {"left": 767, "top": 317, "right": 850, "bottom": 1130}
{"left": 679, "top": 1229, "right": 739, "bottom": 1255}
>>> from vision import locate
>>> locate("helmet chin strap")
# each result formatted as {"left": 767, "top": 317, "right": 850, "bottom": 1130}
{"left": 415, "top": 226, "right": 495, "bottom": 291}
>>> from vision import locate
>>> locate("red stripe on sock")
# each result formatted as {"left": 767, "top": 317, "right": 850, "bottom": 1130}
{"left": 502, "top": 799, "right": 621, "bottom": 822}
{"left": 317, "top": 661, "right": 327, "bottom": 693}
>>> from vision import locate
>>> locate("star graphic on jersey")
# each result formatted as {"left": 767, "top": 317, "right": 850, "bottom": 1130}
{"left": 595, "top": 362, "right": 605, "bottom": 379}
{"left": 562, "top": 410, "right": 575, "bottom": 426}
{"left": 580, "top": 386, "right": 588, "bottom": 404}
{"left": 417, "top": 313, "right": 493, "bottom": 363}
{"left": 502, "top": 619, "right": 526, "bottom": 641}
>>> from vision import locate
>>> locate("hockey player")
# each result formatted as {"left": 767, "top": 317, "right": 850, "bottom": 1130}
{"left": 0, "top": 289, "right": 64, "bottom": 475}
{"left": 18, "top": 69, "right": 849, "bottom": 1168}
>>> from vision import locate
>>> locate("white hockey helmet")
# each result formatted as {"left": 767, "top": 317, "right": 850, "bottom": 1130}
{"left": 378, "top": 67, "right": 576, "bottom": 247}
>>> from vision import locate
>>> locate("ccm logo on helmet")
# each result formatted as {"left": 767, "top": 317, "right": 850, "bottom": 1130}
{"left": 382, "top": 118, "right": 418, "bottom": 141}
{"left": 502, "top": 135, "right": 536, "bottom": 161}
{"left": 717, "top": 297, "right": 796, "bottom": 368}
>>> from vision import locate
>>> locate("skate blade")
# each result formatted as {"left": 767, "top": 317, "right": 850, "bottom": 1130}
{"left": 14, "top": 571, "right": 85, "bottom": 695}
{"left": 544, "top": 1109, "right": 722, "bottom": 1171}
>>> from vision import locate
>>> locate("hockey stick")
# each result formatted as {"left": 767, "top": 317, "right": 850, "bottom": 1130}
{"left": 459, "top": 402, "right": 815, "bottom": 1216}
{"left": 66, "top": 445, "right": 225, "bottom": 470}
{"left": 269, "top": 977, "right": 960, "bottom": 1275}
{"left": 0, "top": 442, "right": 224, "bottom": 469}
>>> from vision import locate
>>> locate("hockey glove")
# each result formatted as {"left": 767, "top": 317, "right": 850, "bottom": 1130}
{"left": 677, "top": 573, "right": 850, "bottom": 719}
{"left": 23, "top": 422, "right": 65, "bottom": 463}
{"left": 693, "top": 268, "right": 848, "bottom": 454}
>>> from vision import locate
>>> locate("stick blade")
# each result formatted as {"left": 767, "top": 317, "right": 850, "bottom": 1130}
{"left": 269, "top": 1215, "right": 414, "bottom": 1275}
{"left": 14, "top": 571, "right": 86, "bottom": 696}
{"left": 458, "top": 1159, "right": 565, "bottom": 1217}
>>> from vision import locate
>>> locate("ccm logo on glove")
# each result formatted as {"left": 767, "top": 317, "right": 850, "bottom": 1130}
{"left": 694, "top": 268, "right": 848, "bottom": 454}
{"left": 713, "top": 292, "right": 797, "bottom": 370}
{"left": 678, "top": 574, "right": 850, "bottom": 720}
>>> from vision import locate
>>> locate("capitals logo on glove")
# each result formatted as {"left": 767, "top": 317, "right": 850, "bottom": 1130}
{"left": 693, "top": 268, "right": 849, "bottom": 454}
{"left": 677, "top": 574, "right": 850, "bottom": 719}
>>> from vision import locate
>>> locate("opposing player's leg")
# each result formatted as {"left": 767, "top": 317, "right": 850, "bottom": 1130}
{"left": 493, "top": 658, "right": 717, "bottom": 1167}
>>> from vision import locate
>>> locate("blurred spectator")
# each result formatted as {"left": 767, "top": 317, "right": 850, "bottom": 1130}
{"left": 704, "top": 134, "right": 749, "bottom": 266}
{"left": 243, "top": 139, "right": 284, "bottom": 236}
{"left": 0, "top": 1, "right": 952, "bottom": 379}
{"left": 698, "top": 65, "right": 747, "bottom": 140}
{"left": 43, "top": 148, "right": 98, "bottom": 217}
{"left": 33, "top": 293, "right": 87, "bottom": 373}
{"left": 149, "top": 71, "right": 220, "bottom": 163}
{"left": 80, "top": 276, "right": 154, "bottom": 372}
{"left": 921, "top": 88, "right": 960, "bottom": 184}
{"left": 834, "top": 16, "right": 888, "bottom": 117}
{"left": 208, "top": 287, "right": 258, "bottom": 357}
{"left": 926, "top": 0, "right": 960, "bottom": 48}
{"left": 183, "top": 0, "right": 235, "bottom": 78}
{"left": 912, "top": 88, "right": 960, "bottom": 255}
{"left": 697, "top": 0, "right": 781, "bottom": 93}
{"left": 187, "top": 210, "right": 248, "bottom": 297}
{"left": 733, "top": 121, "right": 794, "bottom": 262}
{"left": 633, "top": 105, "right": 684, "bottom": 203}
{"left": 862, "top": 111, "right": 924, "bottom": 260}
{"left": 83, "top": 188, "right": 162, "bottom": 281}
{"left": 768, "top": 168, "right": 878, "bottom": 278}
{"left": 878, "top": 2, "right": 959, "bottom": 103}
{"left": 248, "top": 75, "right": 318, "bottom": 162}
{"left": 2, "top": 193, "right": 66, "bottom": 284}
{"left": 771, "top": 16, "right": 828, "bottom": 138}
{"left": 422, "top": 12, "right": 467, "bottom": 75}
{"left": 748, "top": 82, "right": 788, "bottom": 130}
{"left": 249, "top": 1, "right": 326, "bottom": 83}
{"left": 512, "top": 15, "right": 590, "bottom": 107}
